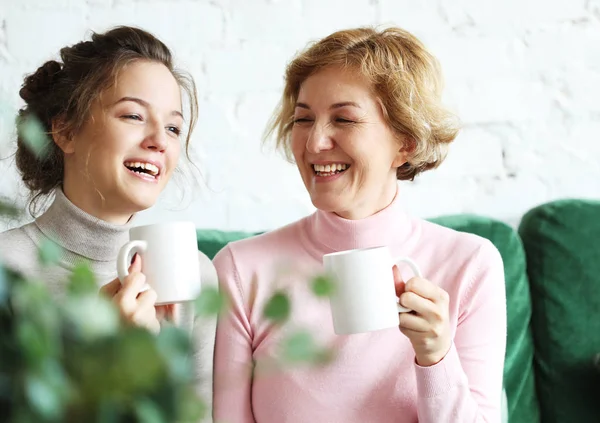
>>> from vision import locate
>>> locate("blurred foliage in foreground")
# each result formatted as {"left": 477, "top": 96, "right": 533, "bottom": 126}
{"left": 0, "top": 113, "right": 336, "bottom": 422}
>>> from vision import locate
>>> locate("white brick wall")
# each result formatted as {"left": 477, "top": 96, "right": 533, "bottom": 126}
{"left": 1, "top": 0, "right": 599, "bottom": 232}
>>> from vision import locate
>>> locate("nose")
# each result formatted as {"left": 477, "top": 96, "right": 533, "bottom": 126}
{"left": 141, "top": 121, "right": 168, "bottom": 153}
{"left": 305, "top": 122, "right": 335, "bottom": 154}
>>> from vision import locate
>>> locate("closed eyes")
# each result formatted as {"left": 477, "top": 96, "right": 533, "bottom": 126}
{"left": 293, "top": 117, "right": 356, "bottom": 124}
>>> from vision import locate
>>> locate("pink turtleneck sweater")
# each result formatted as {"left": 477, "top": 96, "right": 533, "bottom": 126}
{"left": 213, "top": 194, "right": 506, "bottom": 423}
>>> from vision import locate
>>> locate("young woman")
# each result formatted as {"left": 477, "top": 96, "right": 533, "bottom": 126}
{"left": 0, "top": 26, "right": 216, "bottom": 420}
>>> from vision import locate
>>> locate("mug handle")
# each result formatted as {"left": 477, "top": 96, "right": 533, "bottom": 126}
{"left": 117, "top": 240, "right": 147, "bottom": 283}
{"left": 393, "top": 257, "right": 423, "bottom": 313}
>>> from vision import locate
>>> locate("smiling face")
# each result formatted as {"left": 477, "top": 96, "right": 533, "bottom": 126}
{"left": 291, "top": 66, "right": 408, "bottom": 220}
{"left": 58, "top": 60, "right": 183, "bottom": 223}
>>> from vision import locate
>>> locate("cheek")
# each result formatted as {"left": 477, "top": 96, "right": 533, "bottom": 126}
{"left": 169, "top": 141, "right": 182, "bottom": 163}
{"left": 290, "top": 133, "right": 305, "bottom": 161}
{"left": 82, "top": 142, "right": 110, "bottom": 168}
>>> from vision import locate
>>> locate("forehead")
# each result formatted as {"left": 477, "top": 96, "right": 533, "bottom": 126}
{"left": 103, "top": 60, "right": 182, "bottom": 111}
{"left": 298, "top": 66, "right": 375, "bottom": 101}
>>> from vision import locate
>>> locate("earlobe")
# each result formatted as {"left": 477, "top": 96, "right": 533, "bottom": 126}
{"left": 392, "top": 150, "right": 408, "bottom": 168}
{"left": 392, "top": 136, "right": 414, "bottom": 168}
{"left": 51, "top": 120, "right": 75, "bottom": 154}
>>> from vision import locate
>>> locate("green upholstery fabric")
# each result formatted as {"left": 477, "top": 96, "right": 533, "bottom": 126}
{"left": 431, "top": 215, "right": 540, "bottom": 423}
{"left": 196, "top": 229, "right": 259, "bottom": 260}
{"left": 519, "top": 199, "right": 600, "bottom": 423}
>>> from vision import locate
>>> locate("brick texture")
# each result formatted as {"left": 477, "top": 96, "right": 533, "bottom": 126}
{"left": 1, "top": 0, "right": 598, "bottom": 231}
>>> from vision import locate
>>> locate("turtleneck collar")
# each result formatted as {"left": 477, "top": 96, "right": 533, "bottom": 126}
{"left": 35, "top": 188, "right": 134, "bottom": 262}
{"left": 304, "top": 187, "right": 417, "bottom": 255}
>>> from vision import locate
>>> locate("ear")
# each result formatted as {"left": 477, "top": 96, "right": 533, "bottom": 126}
{"left": 392, "top": 136, "right": 415, "bottom": 168}
{"left": 51, "top": 119, "right": 75, "bottom": 154}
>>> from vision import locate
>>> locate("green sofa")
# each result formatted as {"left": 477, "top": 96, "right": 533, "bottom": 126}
{"left": 196, "top": 199, "right": 600, "bottom": 423}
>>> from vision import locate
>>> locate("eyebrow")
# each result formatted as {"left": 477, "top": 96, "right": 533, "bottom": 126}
{"left": 113, "top": 96, "right": 184, "bottom": 120}
{"left": 295, "top": 101, "right": 362, "bottom": 110}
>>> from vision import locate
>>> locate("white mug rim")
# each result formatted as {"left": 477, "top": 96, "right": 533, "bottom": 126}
{"left": 130, "top": 221, "right": 195, "bottom": 232}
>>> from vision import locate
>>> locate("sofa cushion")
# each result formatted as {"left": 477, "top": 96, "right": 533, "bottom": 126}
{"left": 196, "top": 229, "right": 259, "bottom": 260}
{"left": 519, "top": 199, "right": 600, "bottom": 423}
{"left": 431, "top": 215, "right": 539, "bottom": 423}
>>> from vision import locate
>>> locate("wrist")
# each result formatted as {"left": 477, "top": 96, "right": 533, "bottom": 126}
{"left": 415, "top": 345, "right": 451, "bottom": 367}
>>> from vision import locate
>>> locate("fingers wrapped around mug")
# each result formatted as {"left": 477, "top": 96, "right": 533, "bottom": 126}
{"left": 103, "top": 254, "right": 161, "bottom": 334}
{"left": 397, "top": 276, "right": 452, "bottom": 367}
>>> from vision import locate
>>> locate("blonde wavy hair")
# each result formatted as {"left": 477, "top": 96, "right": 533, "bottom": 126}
{"left": 266, "top": 26, "right": 460, "bottom": 181}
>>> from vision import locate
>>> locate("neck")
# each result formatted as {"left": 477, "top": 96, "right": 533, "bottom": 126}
{"left": 335, "top": 181, "right": 399, "bottom": 220}
{"left": 34, "top": 188, "right": 135, "bottom": 263}
{"left": 307, "top": 181, "right": 413, "bottom": 254}
{"left": 62, "top": 182, "right": 133, "bottom": 225}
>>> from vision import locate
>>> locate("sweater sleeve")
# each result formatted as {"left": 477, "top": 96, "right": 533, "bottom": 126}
{"left": 414, "top": 240, "right": 507, "bottom": 423}
{"left": 193, "top": 251, "right": 219, "bottom": 422}
{"left": 212, "top": 246, "right": 256, "bottom": 423}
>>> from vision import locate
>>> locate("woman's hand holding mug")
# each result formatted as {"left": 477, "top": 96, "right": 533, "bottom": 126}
{"left": 395, "top": 266, "right": 452, "bottom": 367}
{"left": 100, "top": 254, "right": 161, "bottom": 334}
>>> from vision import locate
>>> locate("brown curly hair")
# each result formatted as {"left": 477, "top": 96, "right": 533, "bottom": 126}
{"left": 266, "top": 26, "right": 460, "bottom": 181}
{"left": 15, "top": 25, "right": 198, "bottom": 215}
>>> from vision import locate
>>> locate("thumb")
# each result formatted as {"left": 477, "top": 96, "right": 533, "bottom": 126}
{"left": 393, "top": 265, "right": 406, "bottom": 297}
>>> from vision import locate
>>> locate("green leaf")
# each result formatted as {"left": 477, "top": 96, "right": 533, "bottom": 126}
{"left": 63, "top": 295, "right": 119, "bottom": 340}
{"left": 18, "top": 115, "right": 51, "bottom": 159}
{"left": 16, "top": 307, "right": 61, "bottom": 364}
{"left": 135, "top": 398, "right": 165, "bottom": 423}
{"left": 280, "top": 330, "right": 336, "bottom": 365}
{"left": 156, "top": 325, "right": 193, "bottom": 381}
{"left": 115, "top": 329, "right": 165, "bottom": 390}
{"left": 311, "top": 275, "right": 336, "bottom": 297}
{"left": 0, "top": 263, "right": 7, "bottom": 302}
{"left": 67, "top": 262, "right": 96, "bottom": 295}
{"left": 263, "top": 291, "right": 291, "bottom": 323}
{"left": 281, "top": 330, "right": 317, "bottom": 363}
{"left": 17, "top": 321, "right": 46, "bottom": 361}
{"left": 25, "top": 371, "right": 65, "bottom": 420}
{"left": 176, "top": 388, "right": 206, "bottom": 423}
{"left": 313, "top": 348, "right": 336, "bottom": 366}
{"left": 38, "top": 239, "right": 62, "bottom": 266}
{"left": 66, "top": 328, "right": 165, "bottom": 401}
{"left": 195, "top": 286, "right": 226, "bottom": 317}
{"left": 0, "top": 198, "right": 20, "bottom": 218}
{"left": 96, "top": 404, "right": 120, "bottom": 423}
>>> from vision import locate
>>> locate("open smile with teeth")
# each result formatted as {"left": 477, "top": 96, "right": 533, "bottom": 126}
{"left": 124, "top": 161, "right": 160, "bottom": 178}
{"left": 312, "top": 163, "right": 350, "bottom": 176}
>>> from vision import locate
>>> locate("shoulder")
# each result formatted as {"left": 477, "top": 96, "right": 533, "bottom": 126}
{"left": 0, "top": 223, "right": 40, "bottom": 276}
{"left": 411, "top": 217, "right": 505, "bottom": 301}
{"left": 0, "top": 223, "right": 34, "bottom": 244}
{"left": 197, "top": 249, "right": 218, "bottom": 288}
{"left": 417, "top": 217, "right": 502, "bottom": 264}
{"left": 212, "top": 218, "right": 309, "bottom": 298}
{"left": 213, "top": 218, "right": 306, "bottom": 271}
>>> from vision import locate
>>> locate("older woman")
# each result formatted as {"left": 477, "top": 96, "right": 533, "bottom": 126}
{"left": 213, "top": 27, "right": 506, "bottom": 423}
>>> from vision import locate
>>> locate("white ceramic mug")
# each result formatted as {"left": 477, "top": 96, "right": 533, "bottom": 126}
{"left": 117, "top": 221, "right": 201, "bottom": 305}
{"left": 323, "top": 246, "right": 422, "bottom": 335}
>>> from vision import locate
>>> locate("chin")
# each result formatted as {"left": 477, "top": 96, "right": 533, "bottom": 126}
{"left": 132, "top": 202, "right": 155, "bottom": 213}
{"left": 122, "top": 193, "right": 159, "bottom": 213}
{"left": 309, "top": 193, "right": 345, "bottom": 215}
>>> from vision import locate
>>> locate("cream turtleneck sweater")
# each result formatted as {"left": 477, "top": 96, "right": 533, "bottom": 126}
{"left": 0, "top": 189, "right": 216, "bottom": 422}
